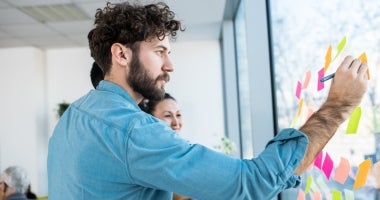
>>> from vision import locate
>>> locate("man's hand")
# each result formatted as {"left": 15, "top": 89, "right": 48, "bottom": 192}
{"left": 295, "top": 55, "right": 368, "bottom": 175}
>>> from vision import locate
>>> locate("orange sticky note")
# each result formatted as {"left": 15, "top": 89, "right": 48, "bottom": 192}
{"left": 358, "top": 52, "right": 370, "bottom": 80}
{"left": 324, "top": 45, "right": 332, "bottom": 71}
{"left": 297, "top": 99, "right": 304, "bottom": 117}
{"left": 346, "top": 106, "right": 361, "bottom": 134}
{"left": 333, "top": 157, "right": 350, "bottom": 184}
{"left": 303, "top": 70, "right": 311, "bottom": 89}
{"left": 353, "top": 158, "right": 372, "bottom": 189}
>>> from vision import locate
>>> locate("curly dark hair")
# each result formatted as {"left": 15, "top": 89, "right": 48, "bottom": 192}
{"left": 138, "top": 93, "right": 176, "bottom": 114}
{"left": 88, "top": 1, "right": 182, "bottom": 74}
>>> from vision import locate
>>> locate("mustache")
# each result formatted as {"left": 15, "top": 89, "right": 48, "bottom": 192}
{"left": 156, "top": 73, "right": 170, "bottom": 83}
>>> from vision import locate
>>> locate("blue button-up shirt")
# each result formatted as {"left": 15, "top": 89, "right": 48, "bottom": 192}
{"left": 48, "top": 80, "right": 308, "bottom": 200}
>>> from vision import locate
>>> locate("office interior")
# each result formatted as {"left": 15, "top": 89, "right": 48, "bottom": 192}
{"left": 0, "top": 0, "right": 379, "bottom": 199}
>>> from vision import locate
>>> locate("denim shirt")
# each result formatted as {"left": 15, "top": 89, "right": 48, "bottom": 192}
{"left": 47, "top": 80, "right": 309, "bottom": 200}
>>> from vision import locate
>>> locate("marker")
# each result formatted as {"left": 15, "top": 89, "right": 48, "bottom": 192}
{"left": 320, "top": 73, "right": 335, "bottom": 82}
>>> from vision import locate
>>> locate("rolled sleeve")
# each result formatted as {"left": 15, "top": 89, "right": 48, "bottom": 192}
{"left": 246, "top": 128, "right": 309, "bottom": 198}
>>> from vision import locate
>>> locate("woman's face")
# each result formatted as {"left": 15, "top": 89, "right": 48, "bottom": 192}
{"left": 152, "top": 99, "right": 183, "bottom": 132}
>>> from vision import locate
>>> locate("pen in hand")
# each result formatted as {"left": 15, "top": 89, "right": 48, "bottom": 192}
{"left": 320, "top": 73, "right": 335, "bottom": 82}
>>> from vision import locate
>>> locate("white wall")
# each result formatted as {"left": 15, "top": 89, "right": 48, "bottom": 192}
{"left": 0, "top": 40, "right": 225, "bottom": 196}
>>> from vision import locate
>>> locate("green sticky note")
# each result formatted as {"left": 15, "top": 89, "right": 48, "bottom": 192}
{"left": 332, "top": 189, "right": 342, "bottom": 200}
{"left": 344, "top": 189, "right": 355, "bottom": 200}
{"left": 304, "top": 176, "right": 312, "bottom": 194}
{"left": 346, "top": 106, "right": 361, "bottom": 134}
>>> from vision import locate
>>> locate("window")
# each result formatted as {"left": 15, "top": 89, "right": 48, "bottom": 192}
{"left": 269, "top": 0, "right": 380, "bottom": 199}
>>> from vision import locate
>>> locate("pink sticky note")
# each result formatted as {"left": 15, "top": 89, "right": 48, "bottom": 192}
{"left": 313, "top": 191, "right": 322, "bottom": 200}
{"left": 296, "top": 81, "right": 302, "bottom": 99}
{"left": 333, "top": 157, "right": 350, "bottom": 184}
{"left": 317, "top": 68, "right": 324, "bottom": 91}
{"left": 314, "top": 151, "right": 323, "bottom": 169}
{"left": 297, "top": 189, "right": 305, "bottom": 200}
{"left": 303, "top": 70, "right": 311, "bottom": 89}
{"left": 322, "top": 152, "right": 334, "bottom": 179}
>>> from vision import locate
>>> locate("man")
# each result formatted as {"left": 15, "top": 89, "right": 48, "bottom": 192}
{"left": 0, "top": 166, "right": 29, "bottom": 200}
{"left": 47, "top": 2, "right": 368, "bottom": 199}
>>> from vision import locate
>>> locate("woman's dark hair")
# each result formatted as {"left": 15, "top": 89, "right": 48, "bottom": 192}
{"left": 90, "top": 62, "right": 104, "bottom": 88}
{"left": 88, "top": 2, "right": 182, "bottom": 75}
{"left": 139, "top": 93, "right": 176, "bottom": 114}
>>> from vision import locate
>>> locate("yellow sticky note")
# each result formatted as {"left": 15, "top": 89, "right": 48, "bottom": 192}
{"left": 346, "top": 106, "right": 361, "bottom": 134}
{"left": 324, "top": 45, "right": 332, "bottom": 71}
{"left": 353, "top": 158, "right": 372, "bottom": 189}
{"left": 305, "top": 176, "right": 312, "bottom": 194}
{"left": 358, "top": 52, "right": 370, "bottom": 80}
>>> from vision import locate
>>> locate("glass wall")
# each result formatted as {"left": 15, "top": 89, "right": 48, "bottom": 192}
{"left": 268, "top": 0, "right": 380, "bottom": 199}
{"left": 234, "top": 0, "right": 253, "bottom": 158}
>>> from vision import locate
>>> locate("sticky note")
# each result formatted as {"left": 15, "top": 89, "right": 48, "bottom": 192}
{"left": 333, "top": 157, "right": 350, "bottom": 184}
{"left": 332, "top": 189, "right": 342, "bottom": 200}
{"left": 314, "top": 151, "right": 323, "bottom": 169}
{"left": 317, "top": 68, "right": 324, "bottom": 91}
{"left": 296, "top": 81, "right": 302, "bottom": 99}
{"left": 333, "top": 36, "right": 347, "bottom": 60}
{"left": 316, "top": 175, "right": 330, "bottom": 197}
{"left": 353, "top": 158, "right": 372, "bottom": 189}
{"left": 358, "top": 52, "right": 370, "bottom": 80}
{"left": 297, "top": 99, "right": 304, "bottom": 117}
{"left": 305, "top": 175, "right": 312, "bottom": 194}
{"left": 297, "top": 189, "right": 305, "bottom": 200}
{"left": 324, "top": 45, "right": 332, "bottom": 71}
{"left": 303, "top": 70, "right": 311, "bottom": 89}
{"left": 344, "top": 189, "right": 355, "bottom": 200}
{"left": 346, "top": 106, "right": 361, "bottom": 134}
{"left": 313, "top": 191, "right": 322, "bottom": 200}
{"left": 290, "top": 116, "right": 299, "bottom": 127}
{"left": 322, "top": 152, "right": 334, "bottom": 179}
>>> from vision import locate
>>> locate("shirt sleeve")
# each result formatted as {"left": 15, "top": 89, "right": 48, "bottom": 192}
{"left": 126, "top": 117, "right": 309, "bottom": 200}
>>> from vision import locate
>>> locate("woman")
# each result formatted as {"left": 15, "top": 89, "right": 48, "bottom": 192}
{"left": 139, "top": 93, "right": 183, "bottom": 133}
{"left": 139, "top": 94, "right": 193, "bottom": 200}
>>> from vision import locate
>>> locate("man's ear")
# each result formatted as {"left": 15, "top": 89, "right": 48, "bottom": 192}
{"left": 111, "top": 43, "right": 131, "bottom": 66}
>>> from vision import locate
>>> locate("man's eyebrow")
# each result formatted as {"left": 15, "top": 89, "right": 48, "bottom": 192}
{"left": 156, "top": 45, "right": 171, "bottom": 54}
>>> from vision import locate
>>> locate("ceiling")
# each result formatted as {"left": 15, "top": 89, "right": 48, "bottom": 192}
{"left": 0, "top": 0, "right": 227, "bottom": 49}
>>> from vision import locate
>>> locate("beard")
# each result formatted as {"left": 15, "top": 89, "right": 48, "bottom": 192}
{"left": 127, "top": 52, "right": 170, "bottom": 101}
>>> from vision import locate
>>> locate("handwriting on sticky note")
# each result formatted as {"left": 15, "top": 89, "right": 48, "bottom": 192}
{"left": 346, "top": 106, "right": 361, "bottom": 134}
{"left": 353, "top": 158, "right": 372, "bottom": 189}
